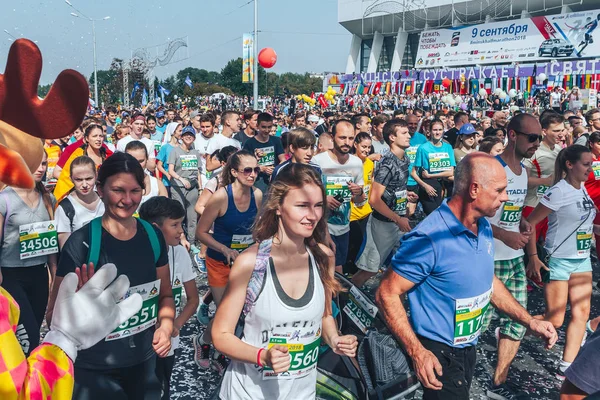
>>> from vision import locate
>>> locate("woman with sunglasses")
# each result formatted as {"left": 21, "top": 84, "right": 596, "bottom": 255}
{"left": 194, "top": 150, "right": 263, "bottom": 374}
{"left": 525, "top": 145, "right": 596, "bottom": 379}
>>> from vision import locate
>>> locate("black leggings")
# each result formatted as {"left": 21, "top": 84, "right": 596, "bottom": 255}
{"left": 155, "top": 354, "right": 176, "bottom": 400}
{"left": 1, "top": 264, "right": 49, "bottom": 355}
{"left": 418, "top": 177, "right": 445, "bottom": 215}
{"left": 345, "top": 217, "right": 368, "bottom": 275}
{"left": 73, "top": 357, "right": 161, "bottom": 400}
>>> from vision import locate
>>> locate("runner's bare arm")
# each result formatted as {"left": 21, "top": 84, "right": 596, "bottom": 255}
{"left": 157, "top": 180, "right": 168, "bottom": 197}
{"left": 254, "top": 188, "right": 263, "bottom": 212}
{"left": 491, "top": 276, "right": 558, "bottom": 349}
{"left": 277, "top": 153, "right": 287, "bottom": 163}
{"left": 154, "top": 264, "right": 176, "bottom": 358}
{"left": 491, "top": 224, "right": 530, "bottom": 250}
{"left": 320, "top": 244, "right": 358, "bottom": 357}
{"left": 376, "top": 269, "right": 443, "bottom": 390}
{"left": 196, "top": 189, "right": 231, "bottom": 255}
{"left": 173, "top": 279, "right": 199, "bottom": 337}
{"left": 156, "top": 160, "right": 170, "bottom": 181}
{"left": 422, "top": 167, "right": 454, "bottom": 179}
{"left": 52, "top": 165, "right": 63, "bottom": 180}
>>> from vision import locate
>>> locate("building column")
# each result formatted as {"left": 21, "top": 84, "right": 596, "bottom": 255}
{"left": 367, "top": 31, "right": 384, "bottom": 73}
{"left": 391, "top": 28, "right": 409, "bottom": 71}
{"left": 345, "top": 34, "right": 361, "bottom": 74}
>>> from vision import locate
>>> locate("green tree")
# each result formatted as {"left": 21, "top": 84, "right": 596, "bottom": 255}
{"left": 38, "top": 84, "right": 52, "bottom": 98}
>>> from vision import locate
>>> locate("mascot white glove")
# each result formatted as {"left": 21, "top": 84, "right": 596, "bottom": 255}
{"left": 43, "top": 264, "right": 143, "bottom": 361}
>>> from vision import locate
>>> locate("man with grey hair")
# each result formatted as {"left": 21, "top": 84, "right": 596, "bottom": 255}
{"left": 377, "top": 152, "right": 557, "bottom": 400}
{"left": 492, "top": 111, "right": 508, "bottom": 130}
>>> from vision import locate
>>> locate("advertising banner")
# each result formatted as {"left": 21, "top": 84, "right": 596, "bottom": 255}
{"left": 242, "top": 33, "right": 254, "bottom": 83}
{"left": 415, "top": 9, "right": 600, "bottom": 68}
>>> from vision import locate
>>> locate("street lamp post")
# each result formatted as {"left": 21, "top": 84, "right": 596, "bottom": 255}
{"left": 253, "top": 0, "right": 258, "bottom": 109}
{"left": 65, "top": 0, "right": 110, "bottom": 108}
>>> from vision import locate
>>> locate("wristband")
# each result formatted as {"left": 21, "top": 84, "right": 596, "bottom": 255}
{"left": 257, "top": 347, "right": 265, "bottom": 367}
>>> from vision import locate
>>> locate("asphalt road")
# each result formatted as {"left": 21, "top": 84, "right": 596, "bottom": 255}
{"left": 171, "top": 256, "right": 600, "bottom": 400}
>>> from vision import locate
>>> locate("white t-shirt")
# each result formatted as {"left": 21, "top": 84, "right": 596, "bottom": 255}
{"left": 205, "top": 134, "right": 241, "bottom": 156}
{"left": 541, "top": 180, "right": 596, "bottom": 259}
{"left": 312, "top": 152, "right": 365, "bottom": 236}
{"left": 194, "top": 134, "right": 214, "bottom": 188}
{"left": 488, "top": 158, "right": 528, "bottom": 261}
{"left": 55, "top": 194, "right": 105, "bottom": 233}
{"left": 117, "top": 136, "right": 156, "bottom": 159}
{"left": 168, "top": 245, "right": 197, "bottom": 356}
{"left": 550, "top": 92, "right": 562, "bottom": 108}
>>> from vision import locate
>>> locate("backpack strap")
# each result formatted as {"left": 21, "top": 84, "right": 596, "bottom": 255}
{"left": 87, "top": 217, "right": 103, "bottom": 266}
{"left": 242, "top": 238, "right": 272, "bottom": 318}
{"left": 138, "top": 218, "right": 161, "bottom": 265}
{"left": 58, "top": 197, "right": 76, "bottom": 233}
{"left": 87, "top": 217, "right": 161, "bottom": 266}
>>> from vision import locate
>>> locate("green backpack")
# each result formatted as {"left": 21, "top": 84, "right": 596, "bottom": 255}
{"left": 87, "top": 217, "right": 161, "bottom": 267}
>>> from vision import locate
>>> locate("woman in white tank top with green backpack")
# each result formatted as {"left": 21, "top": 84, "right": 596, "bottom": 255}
{"left": 212, "top": 163, "right": 358, "bottom": 399}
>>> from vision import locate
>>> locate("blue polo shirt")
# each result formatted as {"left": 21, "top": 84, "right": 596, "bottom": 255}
{"left": 391, "top": 200, "right": 495, "bottom": 348}
{"left": 406, "top": 132, "right": 428, "bottom": 187}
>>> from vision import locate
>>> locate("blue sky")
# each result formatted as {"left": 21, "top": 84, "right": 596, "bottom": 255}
{"left": 0, "top": 0, "right": 351, "bottom": 84}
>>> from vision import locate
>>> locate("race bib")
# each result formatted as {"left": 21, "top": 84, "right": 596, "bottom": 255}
{"left": 406, "top": 146, "right": 418, "bottom": 163}
{"left": 343, "top": 286, "right": 379, "bottom": 333}
{"left": 19, "top": 221, "right": 58, "bottom": 260}
{"left": 428, "top": 152, "right": 452, "bottom": 173}
{"left": 153, "top": 141, "right": 162, "bottom": 154}
{"left": 394, "top": 190, "right": 407, "bottom": 215}
{"left": 536, "top": 185, "right": 549, "bottom": 198}
{"left": 172, "top": 274, "right": 183, "bottom": 316}
{"left": 454, "top": 287, "right": 492, "bottom": 345}
{"left": 106, "top": 279, "right": 161, "bottom": 341}
{"left": 499, "top": 201, "right": 523, "bottom": 227}
{"left": 325, "top": 176, "right": 351, "bottom": 202}
{"left": 231, "top": 234, "right": 253, "bottom": 252}
{"left": 180, "top": 154, "right": 198, "bottom": 171}
{"left": 263, "top": 325, "right": 321, "bottom": 380}
{"left": 257, "top": 146, "right": 275, "bottom": 166}
{"left": 576, "top": 228, "right": 593, "bottom": 256}
{"left": 593, "top": 161, "right": 600, "bottom": 180}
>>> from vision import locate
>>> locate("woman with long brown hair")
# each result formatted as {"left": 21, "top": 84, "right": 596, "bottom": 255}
{"left": 213, "top": 163, "right": 357, "bottom": 399}
{"left": 0, "top": 150, "right": 57, "bottom": 355}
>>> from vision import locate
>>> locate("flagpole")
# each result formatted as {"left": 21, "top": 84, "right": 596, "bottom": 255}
{"left": 253, "top": 0, "right": 259, "bottom": 109}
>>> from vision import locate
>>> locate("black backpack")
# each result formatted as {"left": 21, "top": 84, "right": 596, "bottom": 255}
{"left": 57, "top": 197, "right": 76, "bottom": 233}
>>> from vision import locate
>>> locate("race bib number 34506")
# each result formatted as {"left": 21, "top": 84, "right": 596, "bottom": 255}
{"left": 106, "top": 279, "right": 161, "bottom": 341}
{"left": 19, "top": 221, "right": 59, "bottom": 260}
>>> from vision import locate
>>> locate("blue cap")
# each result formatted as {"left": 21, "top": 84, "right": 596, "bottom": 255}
{"left": 182, "top": 126, "right": 196, "bottom": 137}
{"left": 458, "top": 123, "right": 476, "bottom": 135}
{"left": 156, "top": 111, "right": 165, "bottom": 118}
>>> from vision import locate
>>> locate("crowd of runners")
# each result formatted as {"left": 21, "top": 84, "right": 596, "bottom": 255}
{"left": 4, "top": 98, "right": 600, "bottom": 400}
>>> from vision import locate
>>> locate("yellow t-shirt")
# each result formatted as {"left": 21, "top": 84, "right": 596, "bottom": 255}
{"left": 351, "top": 158, "right": 373, "bottom": 221}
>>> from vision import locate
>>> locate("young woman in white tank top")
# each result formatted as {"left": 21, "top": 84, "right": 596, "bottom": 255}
{"left": 212, "top": 164, "right": 358, "bottom": 400}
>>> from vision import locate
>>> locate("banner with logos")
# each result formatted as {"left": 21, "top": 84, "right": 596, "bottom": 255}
{"left": 415, "top": 9, "right": 600, "bottom": 68}
{"left": 242, "top": 33, "right": 254, "bottom": 83}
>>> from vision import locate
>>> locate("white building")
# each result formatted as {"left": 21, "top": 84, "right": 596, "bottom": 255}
{"left": 339, "top": 0, "right": 600, "bottom": 74}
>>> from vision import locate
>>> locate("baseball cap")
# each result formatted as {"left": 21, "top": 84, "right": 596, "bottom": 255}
{"left": 156, "top": 111, "right": 165, "bottom": 118}
{"left": 182, "top": 126, "right": 196, "bottom": 137}
{"left": 307, "top": 115, "right": 319, "bottom": 123}
{"left": 190, "top": 110, "right": 201, "bottom": 119}
{"left": 458, "top": 123, "right": 476, "bottom": 135}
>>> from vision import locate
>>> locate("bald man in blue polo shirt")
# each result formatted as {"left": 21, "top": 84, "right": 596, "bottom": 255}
{"left": 376, "top": 153, "right": 558, "bottom": 400}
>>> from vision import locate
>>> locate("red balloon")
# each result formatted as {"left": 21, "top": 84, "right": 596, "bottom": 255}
{"left": 442, "top": 78, "right": 451, "bottom": 88}
{"left": 258, "top": 48, "right": 277, "bottom": 69}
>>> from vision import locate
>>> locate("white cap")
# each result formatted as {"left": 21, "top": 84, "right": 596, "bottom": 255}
{"left": 307, "top": 115, "right": 319, "bottom": 123}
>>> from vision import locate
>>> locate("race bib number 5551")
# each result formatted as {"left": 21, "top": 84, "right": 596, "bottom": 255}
{"left": 106, "top": 279, "right": 161, "bottom": 341}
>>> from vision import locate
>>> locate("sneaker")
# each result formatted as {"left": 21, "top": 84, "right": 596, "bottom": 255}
{"left": 211, "top": 353, "right": 230, "bottom": 375}
{"left": 528, "top": 277, "right": 544, "bottom": 290}
{"left": 194, "top": 253, "right": 207, "bottom": 273}
{"left": 487, "top": 381, "right": 529, "bottom": 399}
{"left": 193, "top": 335, "right": 211, "bottom": 369}
{"left": 196, "top": 302, "right": 211, "bottom": 326}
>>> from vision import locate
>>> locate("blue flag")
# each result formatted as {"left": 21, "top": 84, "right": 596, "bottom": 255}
{"left": 185, "top": 75, "right": 193, "bottom": 89}
{"left": 158, "top": 84, "right": 171, "bottom": 96}
{"left": 131, "top": 82, "right": 140, "bottom": 100}
{"left": 142, "top": 88, "right": 148, "bottom": 106}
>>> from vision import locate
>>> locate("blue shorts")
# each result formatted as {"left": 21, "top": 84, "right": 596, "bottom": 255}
{"left": 331, "top": 231, "right": 350, "bottom": 267}
{"left": 548, "top": 257, "right": 592, "bottom": 281}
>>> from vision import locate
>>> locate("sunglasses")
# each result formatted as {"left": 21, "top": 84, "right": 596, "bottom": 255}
{"left": 238, "top": 167, "right": 260, "bottom": 175}
{"left": 515, "top": 131, "right": 542, "bottom": 143}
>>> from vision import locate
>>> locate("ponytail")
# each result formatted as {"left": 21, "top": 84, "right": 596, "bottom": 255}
{"left": 554, "top": 144, "right": 591, "bottom": 185}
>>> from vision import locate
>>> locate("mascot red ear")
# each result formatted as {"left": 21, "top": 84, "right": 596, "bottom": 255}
{"left": 0, "top": 38, "right": 89, "bottom": 190}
